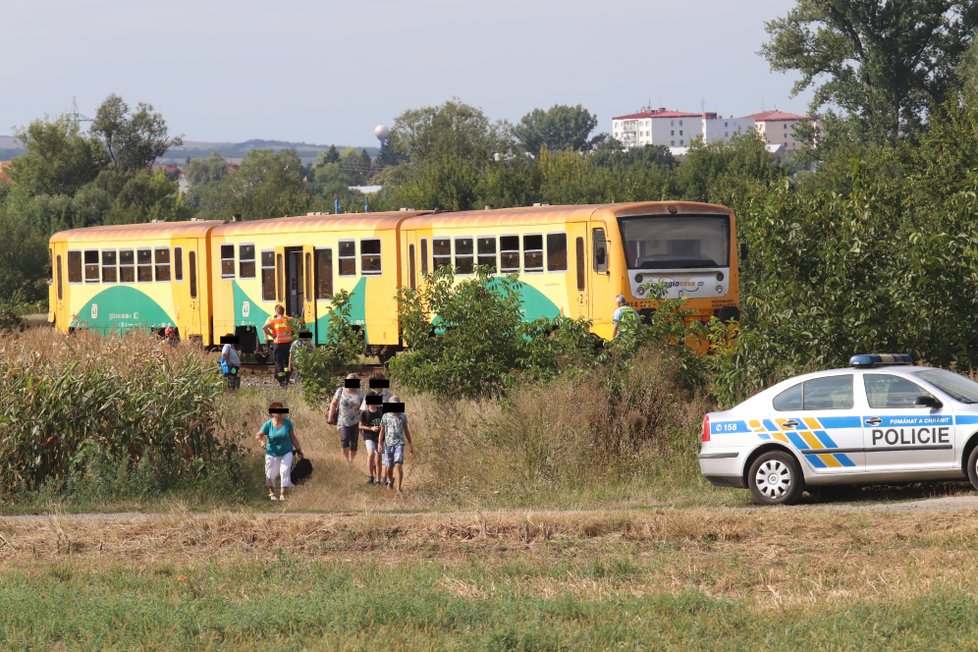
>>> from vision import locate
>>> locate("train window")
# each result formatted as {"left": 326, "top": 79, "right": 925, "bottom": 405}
{"left": 154, "top": 248, "right": 171, "bottom": 282}
{"left": 477, "top": 237, "right": 497, "bottom": 273}
{"left": 56, "top": 255, "right": 63, "bottom": 299}
{"left": 339, "top": 240, "right": 356, "bottom": 276}
{"left": 592, "top": 228, "right": 608, "bottom": 273}
{"left": 84, "top": 250, "right": 100, "bottom": 283}
{"left": 189, "top": 251, "right": 197, "bottom": 299}
{"left": 173, "top": 247, "right": 183, "bottom": 281}
{"left": 137, "top": 249, "right": 152, "bottom": 282}
{"left": 261, "top": 250, "right": 275, "bottom": 301}
{"left": 315, "top": 248, "right": 333, "bottom": 299}
{"left": 421, "top": 239, "right": 428, "bottom": 275}
{"left": 221, "top": 245, "right": 235, "bottom": 279}
{"left": 361, "top": 239, "right": 381, "bottom": 275}
{"left": 67, "top": 252, "right": 81, "bottom": 283}
{"left": 455, "top": 237, "right": 474, "bottom": 275}
{"left": 276, "top": 253, "right": 285, "bottom": 303}
{"left": 500, "top": 236, "right": 520, "bottom": 273}
{"left": 101, "top": 250, "right": 117, "bottom": 283}
{"left": 119, "top": 250, "right": 135, "bottom": 283}
{"left": 409, "top": 244, "right": 416, "bottom": 290}
{"left": 432, "top": 238, "right": 451, "bottom": 271}
{"left": 523, "top": 235, "right": 543, "bottom": 273}
{"left": 547, "top": 233, "right": 567, "bottom": 272}
{"left": 576, "top": 237, "right": 585, "bottom": 291}
{"left": 239, "top": 244, "right": 255, "bottom": 278}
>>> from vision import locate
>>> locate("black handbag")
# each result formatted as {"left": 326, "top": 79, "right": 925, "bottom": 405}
{"left": 291, "top": 452, "right": 313, "bottom": 484}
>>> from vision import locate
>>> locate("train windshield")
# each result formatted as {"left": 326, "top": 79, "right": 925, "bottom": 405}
{"left": 617, "top": 214, "right": 730, "bottom": 269}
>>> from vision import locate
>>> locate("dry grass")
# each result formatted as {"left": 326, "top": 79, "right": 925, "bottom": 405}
{"left": 2, "top": 506, "right": 978, "bottom": 610}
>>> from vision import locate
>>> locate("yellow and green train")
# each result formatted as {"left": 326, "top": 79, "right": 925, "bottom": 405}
{"left": 49, "top": 201, "right": 740, "bottom": 356}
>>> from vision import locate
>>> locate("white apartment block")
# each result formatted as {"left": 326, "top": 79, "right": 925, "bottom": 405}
{"left": 610, "top": 107, "right": 813, "bottom": 152}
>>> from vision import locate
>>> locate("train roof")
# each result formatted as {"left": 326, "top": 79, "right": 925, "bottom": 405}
{"left": 210, "top": 210, "right": 432, "bottom": 237}
{"left": 399, "top": 201, "right": 732, "bottom": 229}
{"left": 50, "top": 220, "right": 224, "bottom": 243}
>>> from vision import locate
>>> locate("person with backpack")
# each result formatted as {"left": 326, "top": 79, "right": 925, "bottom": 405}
{"left": 255, "top": 401, "right": 303, "bottom": 501}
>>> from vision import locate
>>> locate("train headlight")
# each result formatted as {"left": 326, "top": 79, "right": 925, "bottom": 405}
{"left": 636, "top": 285, "right": 647, "bottom": 296}
{"left": 715, "top": 271, "right": 724, "bottom": 281}
{"left": 635, "top": 274, "right": 644, "bottom": 284}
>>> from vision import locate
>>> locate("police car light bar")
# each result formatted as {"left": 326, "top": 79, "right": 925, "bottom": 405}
{"left": 849, "top": 353, "right": 913, "bottom": 367}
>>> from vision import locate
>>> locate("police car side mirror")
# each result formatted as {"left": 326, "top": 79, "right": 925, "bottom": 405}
{"left": 913, "top": 396, "right": 942, "bottom": 409}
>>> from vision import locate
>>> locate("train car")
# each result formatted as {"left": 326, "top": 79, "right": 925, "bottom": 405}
{"left": 399, "top": 201, "right": 739, "bottom": 340}
{"left": 49, "top": 220, "right": 221, "bottom": 340}
{"left": 208, "top": 211, "right": 429, "bottom": 356}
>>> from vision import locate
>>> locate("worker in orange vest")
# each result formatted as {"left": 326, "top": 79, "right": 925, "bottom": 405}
{"left": 263, "top": 304, "right": 293, "bottom": 387}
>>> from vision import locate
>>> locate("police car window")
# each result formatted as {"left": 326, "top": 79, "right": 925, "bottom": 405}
{"left": 774, "top": 375, "right": 853, "bottom": 411}
{"left": 913, "top": 368, "right": 978, "bottom": 404}
{"left": 773, "top": 383, "right": 802, "bottom": 411}
{"left": 803, "top": 375, "right": 853, "bottom": 410}
{"left": 864, "top": 374, "right": 934, "bottom": 409}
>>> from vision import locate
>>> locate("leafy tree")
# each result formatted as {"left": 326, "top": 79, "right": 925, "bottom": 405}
{"left": 513, "top": 104, "right": 598, "bottom": 155}
{"left": 382, "top": 100, "right": 509, "bottom": 210}
{"left": 761, "top": 0, "right": 978, "bottom": 143}
{"left": 9, "top": 115, "right": 104, "bottom": 196}
{"left": 90, "top": 94, "right": 182, "bottom": 171}
{"left": 185, "top": 152, "right": 231, "bottom": 217}
{"left": 225, "top": 148, "right": 309, "bottom": 219}
{"left": 340, "top": 148, "right": 372, "bottom": 185}
{"left": 674, "top": 132, "right": 783, "bottom": 205}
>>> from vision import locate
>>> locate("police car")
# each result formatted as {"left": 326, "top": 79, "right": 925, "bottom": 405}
{"left": 699, "top": 354, "right": 978, "bottom": 504}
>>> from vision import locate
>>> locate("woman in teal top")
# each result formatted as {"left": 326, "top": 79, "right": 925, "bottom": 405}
{"left": 255, "top": 401, "right": 303, "bottom": 501}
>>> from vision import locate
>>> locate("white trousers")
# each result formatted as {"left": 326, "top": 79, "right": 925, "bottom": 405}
{"left": 265, "top": 452, "right": 293, "bottom": 488}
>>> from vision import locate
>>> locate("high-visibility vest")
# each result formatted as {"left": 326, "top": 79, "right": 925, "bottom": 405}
{"left": 268, "top": 316, "right": 292, "bottom": 344}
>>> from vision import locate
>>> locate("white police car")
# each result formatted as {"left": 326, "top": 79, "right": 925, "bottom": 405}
{"left": 699, "top": 354, "right": 978, "bottom": 505}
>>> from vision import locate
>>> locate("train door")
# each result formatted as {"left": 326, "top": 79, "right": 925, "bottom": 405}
{"left": 302, "top": 244, "right": 317, "bottom": 339}
{"left": 588, "top": 222, "right": 615, "bottom": 338}
{"left": 177, "top": 241, "right": 203, "bottom": 338}
{"left": 279, "top": 246, "right": 304, "bottom": 318}
{"left": 568, "top": 223, "right": 590, "bottom": 321}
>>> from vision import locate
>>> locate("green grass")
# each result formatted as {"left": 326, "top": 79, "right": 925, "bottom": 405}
{"left": 1, "top": 556, "right": 976, "bottom": 650}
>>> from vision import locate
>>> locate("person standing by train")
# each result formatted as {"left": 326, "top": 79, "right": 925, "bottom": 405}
{"left": 255, "top": 401, "right": 303, "bottom": 501}
{"left": 612, "top": 294, "right": 639, "bottom": 339}
{"left": 328, "top": 373, "right": 364, "bottom": 463}
{"left": 378, "top": 396, "right": 413, "bottom": 495}
{"left": 263, "top": 304, "right": 292, "bottom": 387}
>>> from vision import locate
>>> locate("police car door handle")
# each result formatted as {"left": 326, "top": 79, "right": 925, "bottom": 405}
{"left": 782, "top": 420, "right": 799, "bottom": 429}
{"left": 865, "top": 417, "right": 882, "bottom": 426}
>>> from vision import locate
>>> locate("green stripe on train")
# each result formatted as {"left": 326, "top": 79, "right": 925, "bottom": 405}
{"left": 73, "top": 287, "right": 173, "bottom": 333}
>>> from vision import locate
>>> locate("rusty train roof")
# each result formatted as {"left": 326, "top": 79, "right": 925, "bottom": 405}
{"left": 50, "top": 220, "right": 224, "bottom": 243}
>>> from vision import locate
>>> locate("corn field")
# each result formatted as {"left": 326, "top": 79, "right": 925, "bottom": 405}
{"left": 0, "top": 329, "right": 235, "bottom": 493}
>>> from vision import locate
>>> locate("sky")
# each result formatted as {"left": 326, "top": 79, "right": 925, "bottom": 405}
{"left": 3, "top": 0, "right": 812, "bottom": 148}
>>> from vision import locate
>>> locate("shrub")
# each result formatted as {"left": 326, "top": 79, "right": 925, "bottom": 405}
{"left": 292, "top": 290, "right": 364, "bottom": 406}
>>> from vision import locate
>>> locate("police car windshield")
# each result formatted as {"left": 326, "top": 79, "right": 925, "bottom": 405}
{"left": 617, "top": 214, "right": 730, "bottom": 270}
{"left": 912, "top": 369, "right": 978, "bottom": 404}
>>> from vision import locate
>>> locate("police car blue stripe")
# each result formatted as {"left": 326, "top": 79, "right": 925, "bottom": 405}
{"left": 807, "top": 455, "right": 827, "bottom": 469}
{"left": 874, "top": 415, "right": 951, "bottom": 428}
{"left": 956, "top": 415, "right": 978, "bottom": 425}
{"left": 786, "top": 432, "right": 808, "bottom": 449}
{"left": 813, "top": 430, "right": 836, "bottom": 448}
{"left": 836, "top": 454, "right": 856, "bottom": 467}
{"left": 817, "top": 416, "right": 861, "bottom": 429}
{"left": 711, "top": 420, "right": 752, "bottom": 434}
{"left": 763, "top": 419, "right": 778, "bottom": 432}
{"left": 758, "top": 433, "right": 771, "bottom": 440}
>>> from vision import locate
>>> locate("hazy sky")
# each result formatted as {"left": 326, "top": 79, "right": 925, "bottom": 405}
{"left": 4, "top": 0, "right": 811, "bottom": 147}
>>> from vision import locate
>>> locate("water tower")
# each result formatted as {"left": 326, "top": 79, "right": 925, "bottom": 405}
{"left": 374, "top": 124, "right": 390, "bottom": 151}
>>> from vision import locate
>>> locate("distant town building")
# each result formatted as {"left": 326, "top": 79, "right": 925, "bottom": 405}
{"left": 611, "top": 107, "right": 814, "bottom": 154}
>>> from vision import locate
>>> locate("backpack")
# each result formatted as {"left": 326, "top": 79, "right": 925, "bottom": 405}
{"left": 291, "top": 453, "right": 313, "bottom": 484}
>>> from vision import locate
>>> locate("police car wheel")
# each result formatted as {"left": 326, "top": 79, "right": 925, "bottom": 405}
{"left": 967, "top": 446, "right": 978, "bottom": 492}
{"left": 748, "top": 451, "right": 804, "bottom": 505}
